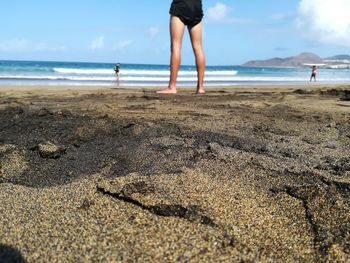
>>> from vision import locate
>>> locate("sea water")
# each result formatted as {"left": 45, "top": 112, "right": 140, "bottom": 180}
{"left": 0, "top": 60, "right": 350, "bottom": 87}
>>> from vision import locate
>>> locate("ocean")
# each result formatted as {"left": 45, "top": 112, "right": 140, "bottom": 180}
{"left": 1, "top": 60, "right": 350, "bottom": 87}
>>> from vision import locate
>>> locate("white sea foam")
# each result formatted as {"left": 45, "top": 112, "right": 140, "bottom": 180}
{"left": 2, "top": 75, "right": 350, "bottom": 82}
{"left": 53, "top": 68, "right": 114, "bottom": 74}
{"left": 2, "top": 60, "right": 350, "bottom": 87}
{"left": 53, "top": 68, "right": 238, "bottom": 76}
{"left": 0, "top": 75, "right": 116, "bottom": 81}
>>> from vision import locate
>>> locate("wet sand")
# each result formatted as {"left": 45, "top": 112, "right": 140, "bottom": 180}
{"left": 0, "top": 85, "right": 349, "bottom": 262}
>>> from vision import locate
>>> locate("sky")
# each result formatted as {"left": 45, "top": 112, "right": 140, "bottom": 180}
{"left": 1, "top": 0, "right": 350, "bottom": 65}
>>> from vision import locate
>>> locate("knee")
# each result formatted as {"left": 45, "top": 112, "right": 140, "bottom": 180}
{"left": 192, "top": 44, "right": 203, "bottom": 55}
{"left": 171, "top": 43, "right": 182, "bottom": 53}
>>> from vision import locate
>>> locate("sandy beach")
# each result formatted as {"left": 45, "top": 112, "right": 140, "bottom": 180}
{"left": 0, "top": 84, "right": 349, "bottom": 262}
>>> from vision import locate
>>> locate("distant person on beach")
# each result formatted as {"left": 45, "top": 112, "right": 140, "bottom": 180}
{"left": 157, "top": 0, "right": 206, "bottom": 94}
{"left": 114, "top": 63, "right": 120, "bottom": 77}
{"left": 114, "top": 63, "right": 120, "bottom": 86}
{"left": 310, "top": 66, "right": 317, "bottom": 82}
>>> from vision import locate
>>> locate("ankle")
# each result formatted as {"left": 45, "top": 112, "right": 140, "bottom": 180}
{"left": 168, "top": 85, "right": 177, "bottom": 90}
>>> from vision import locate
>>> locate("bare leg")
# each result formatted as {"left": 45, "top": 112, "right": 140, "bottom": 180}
{"left": 189, "top": 22, "right": 206, "bottom": 94}
{"left": 157, "top": 16, "right": 185, "bottom": 94}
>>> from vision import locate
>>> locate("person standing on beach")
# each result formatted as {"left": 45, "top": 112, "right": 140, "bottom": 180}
{"left": 114, "top": 63, "right": 120, "bottom": 77}
{"left": 114, "top": 63, "right": 121, "bottom": 86}
{"left": 310, "top": 65, "right": 317, "bottom": 82}
{"left": 157, "top": 0, "right": 206, "bottom": 94}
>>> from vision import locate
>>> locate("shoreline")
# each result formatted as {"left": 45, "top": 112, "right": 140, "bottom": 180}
{"left": 0, "top": 83, "right": 349, "bottom": 92}
{"left": 2, "top": 60, "right": 350, "bottom": 89}
{"left": 1, "top": 81, "right": 350, "bottom": 89}
{"left": 1, "top": 84, "right": 349, "bottom": 262}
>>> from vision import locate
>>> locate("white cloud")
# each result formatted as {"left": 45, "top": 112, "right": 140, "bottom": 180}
{"left": 270, "top": 13, "right": 295, "bottom": 21}
{"left": 89, "top": 36, "right": 105, "bottom": 50}
{"left": 297, "top": 0, "right": 350, "bottom": 47}
{"left": 0, "top": 39, "right": 29, "bottom": 51}
{"left": 149, "top": 26, "right": 160, "bottom": 37}
{"left": 206, "top": 3, "right": 231, "bottom": 22}
{"left": 0, "top": 39, "right": 66, "bottom": 52}
{"left": 113, "top": 40, "right": 133, "bottom": 51}
{"left": 206, "top": 3, "right": 255, "bottom": 24}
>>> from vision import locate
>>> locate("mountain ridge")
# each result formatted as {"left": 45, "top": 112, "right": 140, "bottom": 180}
{"left": 242, "top": 53, "right": 350, "bottom": 68}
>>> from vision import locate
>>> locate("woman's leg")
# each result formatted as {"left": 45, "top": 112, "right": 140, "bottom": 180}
{"left": 157, "top": 16, "right": 185, "bottom": 94}
{"left": 189, "top": 22, "right": 206, "bottom": 93}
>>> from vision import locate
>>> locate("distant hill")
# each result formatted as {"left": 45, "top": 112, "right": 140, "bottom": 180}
{"left": 325, "top": 54, "right": 350, "bottom": 60}
{"left": 242, "top": 53, "right": 323, "bottom": 67}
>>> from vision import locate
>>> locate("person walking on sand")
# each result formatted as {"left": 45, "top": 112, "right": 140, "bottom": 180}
{"left": 310, "top": 65, "right": 317, "bottom": 82}
{"left": 157, "top": 0, "right": 206, "bottom": 94}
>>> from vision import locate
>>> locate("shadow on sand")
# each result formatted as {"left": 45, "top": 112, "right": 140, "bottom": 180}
{"left": 0, "top": 244, "right": 26, "bottom": 263}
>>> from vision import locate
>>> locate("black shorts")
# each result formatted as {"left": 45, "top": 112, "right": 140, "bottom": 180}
{"left": 170, "top": 0, "right": 203, "bottom": 27}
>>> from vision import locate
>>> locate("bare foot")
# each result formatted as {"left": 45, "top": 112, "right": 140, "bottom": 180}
{"left": 196, "top": 89, "right": 206, "bottom": 94}
{"left": 156, "top": 88, "right": 177, "bottom": 94}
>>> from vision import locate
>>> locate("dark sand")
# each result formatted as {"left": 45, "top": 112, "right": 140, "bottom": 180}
{"left": 0, "top": 85, "right": 349, "bottom": 262}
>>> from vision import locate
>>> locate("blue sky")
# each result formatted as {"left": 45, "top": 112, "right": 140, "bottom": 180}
{"left": 1, "top": 0, "right": 349, "bottom": 65}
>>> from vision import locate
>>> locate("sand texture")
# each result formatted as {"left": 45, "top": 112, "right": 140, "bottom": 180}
{"left": 0, "top": 85, "right": 349, "bottom": 262}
